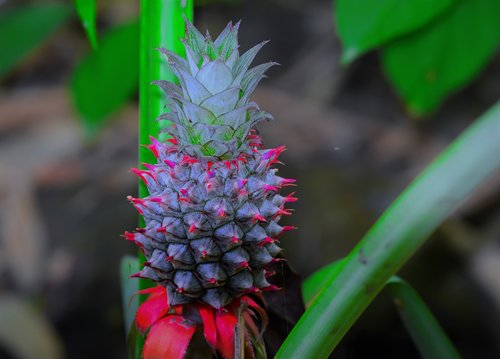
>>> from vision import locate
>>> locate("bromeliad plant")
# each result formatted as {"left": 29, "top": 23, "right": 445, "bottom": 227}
{"left": 125, "top": 19, "right": 295, "bottom": 358}
{"left": 119, "top": 3, "right": 500, "bottom": 359}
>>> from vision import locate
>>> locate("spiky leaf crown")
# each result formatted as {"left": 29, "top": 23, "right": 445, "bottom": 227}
{"left": 154, "top": 19, "right": 276, "bottom": 159}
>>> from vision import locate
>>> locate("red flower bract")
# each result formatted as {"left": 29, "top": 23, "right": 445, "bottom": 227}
{"left": 136, "top": 286, "right": 267, "bottom": 359}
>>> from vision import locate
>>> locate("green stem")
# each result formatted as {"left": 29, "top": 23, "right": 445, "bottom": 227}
{"left": 277, "top": 102, "right": 500, "bottom": 358}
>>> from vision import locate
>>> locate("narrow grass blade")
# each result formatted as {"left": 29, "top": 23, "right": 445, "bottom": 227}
{"left": 386, "top": 277, "right": 462, "bottom": 359}
{"left": 276, "top": 103, "right": 500, "bottom": 358}
{"left": 74, "top": 0, "right": 98, "bottom": 49}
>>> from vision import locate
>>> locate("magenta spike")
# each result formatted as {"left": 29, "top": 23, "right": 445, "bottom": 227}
{"left": 164, "top": 159, "right": 176, "bottom": 168}
{"left": 167, "top": 137, "right": 177, "bottom": 145}
{"left": 181, "top": 155, "right": 198, "bottom": 165}
{"left": 265, "top": 270, "right": 276, "bottom": 277}
{"left": 238, "top": 179, "right": 247, "bottom": 189}
{"left": 253, "top": 213, "right": 267, "bottom": 222}
{"left": 275, "top": 209, "right": 292, "bottom": 217}
{"left": 143, "top": 163, "right": 156, "bottom": 171}
{"left": 263, "top": 184, "right": 278, "bottom": 192}
{"left": 206, "top": 182, "right": 213, "bottom": 191}
{"left": 188, "top": 224, "right": 197, "bottom": 234}
{"left": 280, "top": 178, "right": 296, "bottom": 185}
{"left": 145, "top": 136, "right": 161, "bottom": 158}
{"left": 258, "top": 237, "right": 274, "bottom": 246}
{"left": 149, "top": 197, "right": 163, "bottom": 203}
{"left": 231, "top": 236, "right": 240, "bottom": 244}
{"left": 238, "top": 261, "right": 249, "bottom": 269}
{"left": 285, "top": 192, "right": 298, "bottom": 202}
{"left": 262, "top": 284, "right": 281, "bottom": 291}
{"left": 130, "top": 168, "right": 151, "bottom": 184}
{"left": 124, "top": 231, "right": 135, "bottom": 241}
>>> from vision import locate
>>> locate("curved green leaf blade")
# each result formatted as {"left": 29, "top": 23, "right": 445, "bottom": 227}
{"left": 381, "top": 0, "right": 500, "bottom": 116}
{"left": 74, "top": 0, "right": 98, "bottom": 49}
{"left": 303, "top": 268, "right": 462, "bottom": 359}
{"left": 276, "top": 102, "right": 500, "bottom": 359}
{"left": 70, "top": 20, "right": 139, "bottom": 135}
{"left": 335, "top": 0, "right": 456, "bottom": 64}
{"left": 0, "top": 4, "right": 71, "bottom": 77}
{"left": 386, "top": 277, "right": 462, "bottom": 359}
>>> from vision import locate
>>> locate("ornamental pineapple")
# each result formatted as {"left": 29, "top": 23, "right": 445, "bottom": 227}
{"left": 126, "top": 20, "right": 296, "bottom": 310}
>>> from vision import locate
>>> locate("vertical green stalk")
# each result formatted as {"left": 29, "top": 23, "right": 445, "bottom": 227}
{"left": 138, "top": 0, "right": 193, "bottom": 290}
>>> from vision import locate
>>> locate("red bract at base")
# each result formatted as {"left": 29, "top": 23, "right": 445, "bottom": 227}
{"left": 136, "top": 286, "right": 268, "bottom": 359}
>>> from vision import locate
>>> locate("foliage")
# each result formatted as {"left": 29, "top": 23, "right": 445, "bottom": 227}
{"left": 70, "top": 21, "right": 139, "bottom": 135}
{"left": 276, "top": 102, "right": 500, "bottom": 357}
{"left": 74, "top": 0, "right": 98, "bottom": 49}
{"left": 302, "top": 261, "right": 462, "bottom": 359}
{"left": 0, "top": 4, "right": 71, "bottom": 77}
{"left": 335, "top": 0, "right": 500, "bottom": 115}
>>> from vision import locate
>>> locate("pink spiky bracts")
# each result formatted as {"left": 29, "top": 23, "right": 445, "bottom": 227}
{"left": 127, "top": 134, "right": 296, "bottom": 309}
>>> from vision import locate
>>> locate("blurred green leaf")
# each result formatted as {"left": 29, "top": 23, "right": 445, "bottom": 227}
{"left": 74, "top": 0, "right": 98, "bottom": 49}
{"left": 277, "top": 102, "right": 500, "bottom": 358}
{"left": 335, "top": 0, "right": 455, "bottom": 64}
{"left": 382, "top": 0, "right": 500, "bottom": 116}
{"left": 0, "top": 4, "right": 71, "bottom": 77}
{"left": 0, "top": 295, "right": 63, "bottom": 359}
{"left": 386, "top": 277, "right": 462, "bottom": 359}
{"left": 71, "top": 20, "right": 139, "bottom": 135}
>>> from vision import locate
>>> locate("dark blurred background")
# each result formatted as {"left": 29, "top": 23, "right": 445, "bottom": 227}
{"left": 0, "top": 0, "right": 499, "bottom": 358}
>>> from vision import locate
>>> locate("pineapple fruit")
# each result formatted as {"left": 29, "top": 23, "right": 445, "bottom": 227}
{"left": 126, "top": 19, "right": 296, "bottom": 311}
